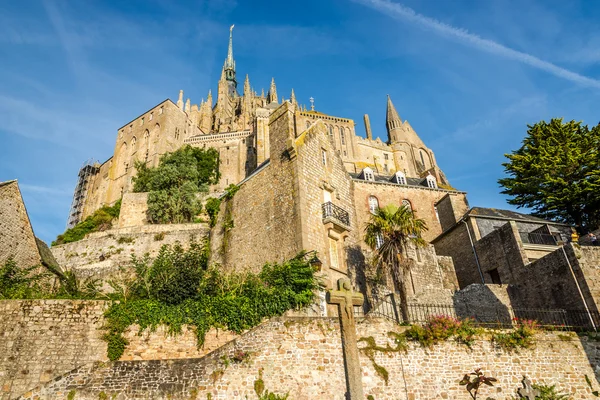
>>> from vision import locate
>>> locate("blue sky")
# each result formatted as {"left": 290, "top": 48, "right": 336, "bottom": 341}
{"left": 2, "top": 0, "right": 600, "bottom": 244}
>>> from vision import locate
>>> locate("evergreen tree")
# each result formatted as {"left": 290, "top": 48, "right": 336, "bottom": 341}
{"left": 499, "top": 118, "right": 600, "bottom": 231}
{"left": 133, "top": 145, "right": 220, "bottom": 224}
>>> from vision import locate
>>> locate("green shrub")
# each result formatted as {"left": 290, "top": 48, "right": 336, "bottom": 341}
{"left": 154, "top": 232, "right": 166, "bottom": 241}
{"left": 205, "top": 197, "right": 221, "bottom": 227}
{"left": 102, "top": 248, "right": 321, "bottom": 360}
{"left": 404, "top": 315, "right": 481, "bottom": 348}
{"left": 0, "top": 258, "right": 49, "bottom": 299}
{"left": 53, "top": 200, "right": 121, "bottom": 245}
{"left": 133, "top": 145, "right": 219, "bottom": 224}
{"left": 491, "top": 318, "right": 538, "bottom": 351}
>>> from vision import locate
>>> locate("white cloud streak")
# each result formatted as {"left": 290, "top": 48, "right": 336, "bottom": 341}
{"left": 354, "top": 0, "right": 600, "bottom": 90}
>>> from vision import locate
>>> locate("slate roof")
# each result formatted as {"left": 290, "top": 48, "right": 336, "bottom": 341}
{"left": 467, "top": 207, "right": 570, "bottom": 226}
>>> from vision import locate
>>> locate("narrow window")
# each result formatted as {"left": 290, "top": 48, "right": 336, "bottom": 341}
{"left": 384, "top": 153, "right": 389, "bottom": 160}
{"left": 149, "top": 112, "right": 153, "bottom": 121}
{"left": 329, "top": 125, "right": 334, "bottom": 139}
{"left": 368, "top": 196, "right": 379, "bottom": 214}
{"left": 340, "top": 127, "right": 345, "bottom": 145}
{"left": 329, "top": 238, "right": 339, "bottom": 269}
{"left": 159, "top": 106, "right": 164, "bottom": 115}
{"left": 131, "top": 136, "right": 137, "bottom": 146}
{"left": 402, "top": 199, "right": 412, "bottom": 212}
{"left": 321, "top": 149, "right": 327, "bottom": 166}
{"left": 140, "top": 117, "right": 144, "bottom": 125}
{"left": 434, "top": 206, "right": 440, "bottom": 222}
{"left": 375, "top": 233, "right": 384, "bottom": 249}
{"left": 420, "top": 150, "right": 426, "bottom": 167}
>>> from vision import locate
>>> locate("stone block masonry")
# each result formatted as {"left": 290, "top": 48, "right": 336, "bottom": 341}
{"left": 19, "top": 316, "right": 600, "bottom": 400}
{"left": 51, "top": 223, "right": 209, "bottom": 283}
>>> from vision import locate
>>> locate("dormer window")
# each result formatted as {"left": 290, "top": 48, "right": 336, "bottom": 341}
{"left": 361, "top": 167, "right": 375, "bottom": 182}
{"left": 426, "top": 174, "right": 437, "bottom": 189}
{"left": 393, "top": 171, "right": 407, "bottom": 185}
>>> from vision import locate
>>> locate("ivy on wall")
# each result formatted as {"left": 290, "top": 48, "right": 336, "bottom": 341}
{"left": 102, "top": 243, "right": 321, "bottom": 360}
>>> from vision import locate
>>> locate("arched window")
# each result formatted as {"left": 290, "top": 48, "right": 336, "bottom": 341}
{"left": 328, "top": 125, "right": 334, "bottom": 140}
{"left": 426, "top": 173, "right": 437, "bottom": 189}
{"left": 368, "top": 196, "right": 379, "bottom": 214}
{"left": 340, "top": 127, "right": 345, "bottom": 145}
{"left": 402, "top": 199, "right": 412, "bottom": 212}
{"left": 361, "top": 167, "right": 375, "bottom": 181}
{"left": 420, "top": 150, "right": 426, "bottom": 167}
{"left": 394, "top": 171, "right": 407, "bottom": 185}
{"left": 144, "top": 129, "right": 150, "bottom": 141}
{"left": 131, "top": 136, "right": 137, "bottom": 147}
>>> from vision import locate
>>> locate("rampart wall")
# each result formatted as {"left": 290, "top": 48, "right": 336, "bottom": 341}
{"left": 51, "top": 223, "right": 209, "bottom": 282}
{"left": 5, "top": 307, "right": 599, "bottom": 400}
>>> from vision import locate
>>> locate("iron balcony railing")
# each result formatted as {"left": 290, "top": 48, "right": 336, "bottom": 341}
{"left": 363, "top": 294, "right": 598, "bottom": 331}
{"left": 322, "top": 202, "right": 350, "bottom": 227}
{"left": 519, "top": 231, "right": 558, "bottom": 246}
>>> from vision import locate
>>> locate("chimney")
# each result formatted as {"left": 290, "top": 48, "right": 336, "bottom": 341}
{"left": 364, "top": 114, "right": 373, "bottom": 140}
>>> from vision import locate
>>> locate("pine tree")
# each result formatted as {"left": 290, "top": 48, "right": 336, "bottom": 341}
{"left": 499, "top": 118, "right": 600, "bottom": 231}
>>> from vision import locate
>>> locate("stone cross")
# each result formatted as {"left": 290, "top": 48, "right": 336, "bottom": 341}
{"left": 518, "top": 376, "right": 540, "bottom": 400}
{"left": 327, "top": 278, "right": 365, "bottom": 400}
{"left": 309, "top": 96, "right": 315, "bottom": 111}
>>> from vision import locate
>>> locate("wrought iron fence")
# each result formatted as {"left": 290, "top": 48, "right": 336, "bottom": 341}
{"left": 322, "top": 202, "right": 350, "bottom": 227}
{"left": 519, "top": 231, "right": 557, "bottom": 246}
{"left": 364, "top": 294, "right": 598, "bottom": 331}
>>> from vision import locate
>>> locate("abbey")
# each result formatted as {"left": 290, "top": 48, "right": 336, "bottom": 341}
{"left": 68, "top": 25, "right": 453, "bottom": 231}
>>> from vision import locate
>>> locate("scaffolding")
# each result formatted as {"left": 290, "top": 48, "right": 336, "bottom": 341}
{"left": 66, "top": 159, "right": 100, "bottom": 229}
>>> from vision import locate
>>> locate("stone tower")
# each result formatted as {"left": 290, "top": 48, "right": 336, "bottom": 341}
{"left": 386, "top": 95, "right": 442, "bottom": 181}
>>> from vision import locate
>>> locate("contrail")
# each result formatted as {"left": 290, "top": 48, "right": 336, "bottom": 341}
{"left": 355, "top": 0, "right": 600, "bottom": 89}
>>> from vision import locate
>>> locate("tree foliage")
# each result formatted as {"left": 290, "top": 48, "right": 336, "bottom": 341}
{"left": 103, "top": 245, "right": 321, "bottom": 360}
{"left": 133, "top": 145, "right": 220, "bottom": 224}
{"left": 53, "top": 200, "right": 121, "bottom": 246}
{"left": 364, "top": 204, "right": 427, "bottom": 320}
{"left": 499, "top": 118, "right": 600, "bottom": 230}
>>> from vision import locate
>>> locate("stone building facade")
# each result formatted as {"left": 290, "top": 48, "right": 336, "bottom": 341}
{"left": 69, "top": 26, "right": 454, "bottom": 228}
{"left": 0, "top": 180, "right": 57, "bottom": 271}
{"left": 209, "top": 101, "right": 463, "bottom": 314}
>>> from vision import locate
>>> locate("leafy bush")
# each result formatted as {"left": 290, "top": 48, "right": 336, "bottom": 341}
{"left": 492, "top": 318, "right": 538, "bottom": 351}
{"left": 531, "top": 383, "right": 571, "bottom": 399}
{"left": 53, "top": 200, "right": 121, "bottom": 245}
{"left": 0, "top": 258, "right": 49, "bottom": 299}
{"left": 205, "top": 197, "right": 221, "bottom": 227}
{"left": 404, "top": 315, "right": 481, "bottom": 348}
{"left": 102, "top": 247, "right": 321, "bottom": 360}
{"left": 133, "top": 145, "right": 219, "bottom": 224}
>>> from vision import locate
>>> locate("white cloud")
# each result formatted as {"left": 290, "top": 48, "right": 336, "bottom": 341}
{"left": 354, "top": 0, "right": 600, "bottom": 90}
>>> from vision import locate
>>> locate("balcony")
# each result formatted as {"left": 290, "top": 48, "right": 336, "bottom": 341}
{"left": 322, "top": 202, "right": 350, "bottom": 231}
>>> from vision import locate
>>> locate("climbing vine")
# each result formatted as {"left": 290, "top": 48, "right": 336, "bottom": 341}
{"left": 102, "top": 245, "right": 321, "bottom": 360}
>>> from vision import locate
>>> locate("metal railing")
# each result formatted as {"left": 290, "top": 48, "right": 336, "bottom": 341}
{"left": 519, "top": 231, "right": 558, "bottom": 246}
{"left": 322, "top": 202, "right": 350, "bottom": 227}
{"left": 364, "top": 294, "right": 598, "bottom": 331}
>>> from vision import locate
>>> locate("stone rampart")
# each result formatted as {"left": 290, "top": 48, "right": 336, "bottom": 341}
{"left": 51, "top": 223, "right": 209, "bottom": 282}
{"left": 19, "top": 317, "right": 600, "bottom": 400}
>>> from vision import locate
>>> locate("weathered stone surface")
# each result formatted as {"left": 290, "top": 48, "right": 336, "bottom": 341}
{"left": 10, "top": 313, "right": 600, "bottom": 400}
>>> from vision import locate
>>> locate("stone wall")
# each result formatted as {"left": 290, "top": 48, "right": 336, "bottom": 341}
{"left": 117, "top": 192, "right": 148, "bottom": 228}
{"left": 0, "top": 300, "right": 109, "bottom": 400}
{"left": 210, "top": 104, "right": 302, "bottom": 274}
{"left": 0, "top": 181, "right": 42, "bottom": 269}
{"left": 433, "top": 218, "right": 483, "bottom": 288}
{"left": 21, "top": 317, "right": 600, "bottom": 400}
{"left": 51, "top": 223, "right": 209, "bottom": 282}
{"left": 353, "top": 180, "right": 467, "bottom": 243}
{"left": 511, "top": 245, "right": 600, "bottom": 314}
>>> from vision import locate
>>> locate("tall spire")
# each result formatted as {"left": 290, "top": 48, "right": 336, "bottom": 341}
{"left": 224, "top": 24, "right": 235, "bottom": 71}
{"left": 386, "top": 95, "right": 402, "bottom": 132}
{"left": 268, "top": 78, "right": 278, "bottom": 104}
{"left": 244, "top": 74, "right": 251, "bottom": 96}
{"left": 290, "top": 88, "right": 296, "bottom": 105}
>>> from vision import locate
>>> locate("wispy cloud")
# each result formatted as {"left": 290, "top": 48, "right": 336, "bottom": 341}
{"left": 354, "top": 0, "right": 600, "bottom": 90}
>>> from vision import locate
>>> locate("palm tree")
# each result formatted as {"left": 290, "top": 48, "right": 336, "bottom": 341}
{"left": 364, "top": 204, "right": 428, "bottom": 322}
